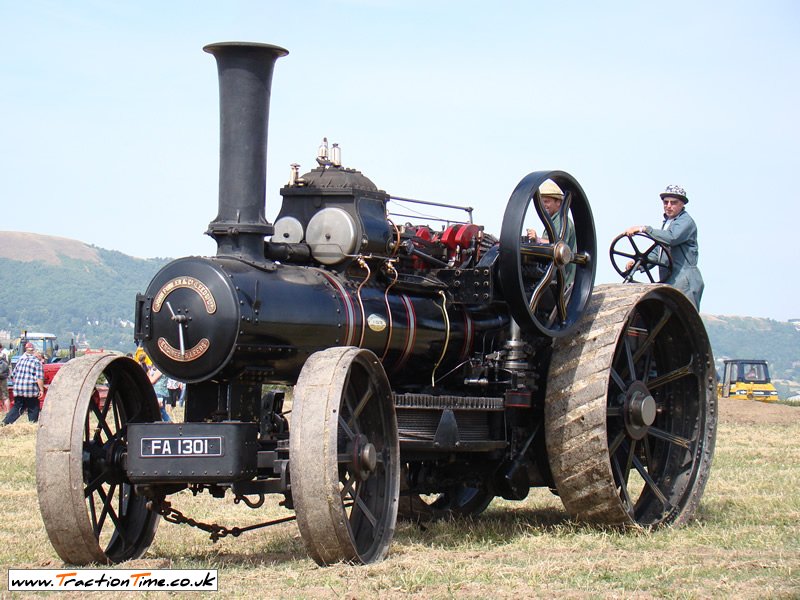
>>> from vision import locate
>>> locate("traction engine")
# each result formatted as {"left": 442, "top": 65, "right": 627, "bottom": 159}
{"left": 35, "top": 42, "right": 717, "bottom": 566}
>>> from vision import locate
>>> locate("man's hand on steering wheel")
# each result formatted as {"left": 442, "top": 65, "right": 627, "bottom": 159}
{"left": 624, "top": 225, "right": 648, "bottom": 237}
{"left": 609, "top": 230, "right": 673, "bottom": 283}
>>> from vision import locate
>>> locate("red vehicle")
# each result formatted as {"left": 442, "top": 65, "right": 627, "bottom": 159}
{"left": 8, "top": 362, "right": 62, "bottom": 409}
{"left": 6, "top": 333, "right": 106, "bottom": 411}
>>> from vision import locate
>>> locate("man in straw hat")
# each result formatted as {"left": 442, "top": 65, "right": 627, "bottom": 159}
{"left": 526, "top": 179, "right": 577, "bottom": 286}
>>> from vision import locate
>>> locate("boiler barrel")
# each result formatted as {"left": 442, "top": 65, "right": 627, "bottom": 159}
{"left": 137, "top": 256, "right": 508, "bottom": 386}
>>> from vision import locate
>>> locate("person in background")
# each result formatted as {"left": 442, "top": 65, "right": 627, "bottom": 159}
{"left": 623, "top": 184, "right": 704, "bottom": 309}
{"left": 166, "top": 377, "right": 182, "bottom": 415}
{"left": 147, "top": 364, "right": 171, "bottom": 422}
{"left": 0, "top": 344, "right": 10, "bottom": 414}
{"left": 3, "top": 342, "right": 45, "bottom": 425}
{"left": 178, "top": 382, "right": 187, "bottom": 408}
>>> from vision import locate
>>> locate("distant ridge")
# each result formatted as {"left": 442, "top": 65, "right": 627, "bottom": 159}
{"left": 0, "top": 231, "right": 169, "bottom": 352}
{"left": 0, "top": 231, "right": 101, "bottom": 265}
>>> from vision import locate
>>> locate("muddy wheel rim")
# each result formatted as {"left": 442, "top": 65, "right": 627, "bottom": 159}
{"left": 290, "top": 347, "right": 400, "bottom": 565}
{"left": 36, "top": 354, "right": 161, "bottom": 564}
{"left": 546, "top": 284, "right": 717, "bottom": 527}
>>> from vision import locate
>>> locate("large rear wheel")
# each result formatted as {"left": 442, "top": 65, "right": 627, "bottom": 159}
{"left": 545, "top": 284, "right": 716, "bottom": 527}
{"left": 36, "top": 354, "right": 161, "bottom": 564}
{"left": 290, "top": 347, "right": 400, "bottom": 565}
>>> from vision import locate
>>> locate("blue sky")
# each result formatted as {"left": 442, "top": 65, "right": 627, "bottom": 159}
{"left": 2, "top": 1, "right": 798, "bottom": 320}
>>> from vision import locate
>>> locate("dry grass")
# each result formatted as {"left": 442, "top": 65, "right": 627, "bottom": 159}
{"left": 1, "top": 405, "right": 799, "bottom": 599}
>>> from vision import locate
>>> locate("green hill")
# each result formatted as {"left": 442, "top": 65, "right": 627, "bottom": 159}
{"left": 0, "top": 232, "right": 169, "bottom": 353}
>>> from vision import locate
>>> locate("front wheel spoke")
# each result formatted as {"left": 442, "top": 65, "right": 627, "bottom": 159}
{"left": 90, "top": 402, "right": 115, "bottom": 442}
{"left": 342, "top": 388, "right": 364, "bottom": 437}
{"left": 353, "top": 494, "right": 378, "bottom": 529}
{"left": 98, "top": 388, "right": 114, "bottom": 428}
{"left": 340, "top": 474, "right": 357, "bottom": 501}
{"left": 648, "top": 426, "right": 692, "bottom": 449}
{"left": 349, "top": 385, "right": 374, "bottom": 427}
{"left": 631, "top": 454, "right": 670, "bottom": 508}
{"left": 111, "top": 395, "right": 122, "bottom": 432}
{"left": 88, "top": 487, "right": 100, "bottom": 530}
{"left": 84, "top": 469, "right": 111, "bottom": 497}
{"left": 647, "top": 361, "right": 694, "bottom": 389}
{"left": 93, "top": 483, "right": 119, "bottom": 536}
{"left": 338, "top": 415, "right": 356, "bottom": 442}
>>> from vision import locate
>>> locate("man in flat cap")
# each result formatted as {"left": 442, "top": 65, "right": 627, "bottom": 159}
{"left": 624, "top": 184, "right": 704, "bottom": 308}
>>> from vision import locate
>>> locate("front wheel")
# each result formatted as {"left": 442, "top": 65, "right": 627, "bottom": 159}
{"left": 36, "top": 354, "right": 162, "bottom": 564}
{"left": 290, "top": 347, "right": 400, "bottom": 565}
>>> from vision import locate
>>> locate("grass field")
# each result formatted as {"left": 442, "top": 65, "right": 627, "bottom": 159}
{"left": 1, "top": 400, "right": 798, "bottom": 598}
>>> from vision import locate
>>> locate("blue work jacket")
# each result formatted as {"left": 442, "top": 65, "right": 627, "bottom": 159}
{"left": 645, "top": 209, "right": 704, "bottom": 308}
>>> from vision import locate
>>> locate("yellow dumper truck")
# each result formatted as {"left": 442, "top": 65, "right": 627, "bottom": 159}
{"left": 718, "top": 359, "right": 780, "bottom": 403}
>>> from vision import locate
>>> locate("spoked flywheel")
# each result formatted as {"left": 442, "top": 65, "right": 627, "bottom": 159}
{"left": 544, "top": 284, "right": 716, "bottom": 527}
{"left": 498, "top": 170, "right": 596, "bottom": 337}
{"left": 36, "top": 353, "right": 162, "bottom": 564}
{"left": 290, "top": 347, "right": 400, "bottom": 565}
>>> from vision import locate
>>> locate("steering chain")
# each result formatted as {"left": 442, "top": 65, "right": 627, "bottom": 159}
{"left": 147, "top": 498, "right": 296, "bottom": 542}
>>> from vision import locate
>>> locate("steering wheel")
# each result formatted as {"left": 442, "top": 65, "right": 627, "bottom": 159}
{"left": 609, "top": 232, "right": 673, "bottom": 283}
{"left": 498, "top": 170, "right": 596, "bottom": 338}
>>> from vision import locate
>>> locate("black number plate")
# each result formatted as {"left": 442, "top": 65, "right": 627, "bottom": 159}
{"left": 140, "top": 436, "right": 223, "bottom": 457}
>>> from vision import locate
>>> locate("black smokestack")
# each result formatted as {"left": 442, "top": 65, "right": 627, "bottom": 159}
{"left": 203, "top": 42, "right": 288, "bottom": 260}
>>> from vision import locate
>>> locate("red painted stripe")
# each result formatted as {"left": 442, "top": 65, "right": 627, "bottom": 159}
{"left": 317, "top": 270, "right": 357, "bottom": 346}
{"left": 392, "top": 294, "right": 416, "bottom": 372}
